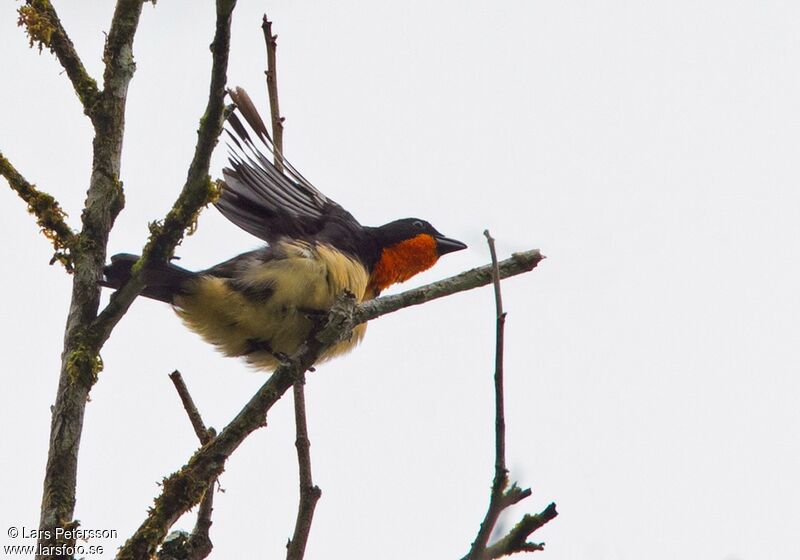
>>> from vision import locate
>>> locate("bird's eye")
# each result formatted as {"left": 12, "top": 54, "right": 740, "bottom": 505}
{"left": 413, "top": 220, "right": 424, "bottom": 229}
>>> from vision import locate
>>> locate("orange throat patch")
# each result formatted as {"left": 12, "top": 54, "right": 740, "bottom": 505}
{"left": 367, "top": 234, "right": 439, "bottom": 296}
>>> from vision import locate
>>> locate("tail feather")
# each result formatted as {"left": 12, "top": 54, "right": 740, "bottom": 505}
{"left": 101, "top": 253, "right": 196, "bottom": 304}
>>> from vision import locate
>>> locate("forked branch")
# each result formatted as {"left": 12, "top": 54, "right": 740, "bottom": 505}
{"left": 91, "top": 0, "right": 238, "bottom": 350}
{"left": 159, "top": 371, "right": 216, "bottom": 560}
{"left": 462, "top": 232, "right": 557, "bottom": 560}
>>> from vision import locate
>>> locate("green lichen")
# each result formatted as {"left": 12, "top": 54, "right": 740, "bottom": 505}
{"left": 0, "top": 153, "right": 76, "bottom": 271}
{"left": 118, "top": 468, "right": 208, "bottom": 559}
{"left": 65, "top": 341, "right": 103, "bottom": 387}
{"left": 17, "top": 3, "right": 55, "bottom": 53}
{"left": 185, "top": 178, "right": 220, "bottom": 236}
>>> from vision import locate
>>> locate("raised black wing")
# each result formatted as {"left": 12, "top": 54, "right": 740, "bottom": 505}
{"left": 216, "top": 87, "right": 362, "bottom": 244}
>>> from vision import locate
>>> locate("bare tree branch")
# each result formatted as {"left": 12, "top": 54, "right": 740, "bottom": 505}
{"left": 481, "top": 503, "right": 559, "bottom": 560}
{"left": 169, "top": 370, "right": 214, "bottom": 445}
{"left": 116, "top": 249, "right": 543, "bottom": 559}
{"left": 0, "top": 151, "right": 77, "bottom": 269}
{"left": 16, "top": 0, "right": 100, "bottom": 117}
{"left": 262, "top": 14, "right": 285, "bottom": 172}
{"left": 286, "top": 371, "right": 322, "bottom": 560}
{"left": 163, "top": 371, "right": 216, "bottom": 560}
{"left": 466, "top": 230, "right": 509, "bottom": 558}
{"left": 463, "top": 234, "right": 556, "bottom": 560}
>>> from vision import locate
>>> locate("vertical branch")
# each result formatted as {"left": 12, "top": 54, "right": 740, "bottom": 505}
{"left": 467, "top": 230, "right": 510, "bottom": 558}
{"left": 262, "top": 16, "right": 321, "bottom": 557}
{"left": 487, "top": 231, "right": 507, "bottom": 480}
{"left": 36, "top": 2, "right": 146, "bottom": 559}
{"left": 262, "top": 14, "right": 285, "bottom": 171}
{"left": 463, "top": 233, "right": 557, "bottom": 560}
{"left": 286, "top": 371, "right": 322, "bottom": 560}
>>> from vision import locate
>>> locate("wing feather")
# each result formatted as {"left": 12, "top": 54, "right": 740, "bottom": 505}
{"left": 217, "top": 87, "right": 361, "bottom": 243}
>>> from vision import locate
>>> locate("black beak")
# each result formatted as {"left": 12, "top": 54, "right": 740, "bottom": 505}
{"left": 435, "top": 235, "right": 468, "bottom": 256}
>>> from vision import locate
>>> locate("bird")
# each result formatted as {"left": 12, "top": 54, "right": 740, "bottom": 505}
{"left": 102, "top": 87, "right": 467, "bottom": 371}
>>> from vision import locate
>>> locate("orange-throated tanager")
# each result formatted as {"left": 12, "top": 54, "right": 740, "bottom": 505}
{"left": 102, "top": 88, "right": 467, "bottom": 371}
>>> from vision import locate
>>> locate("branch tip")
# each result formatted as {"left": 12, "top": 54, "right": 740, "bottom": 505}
{"left": 0, "top": 151, "right": 77, "bottom": 270}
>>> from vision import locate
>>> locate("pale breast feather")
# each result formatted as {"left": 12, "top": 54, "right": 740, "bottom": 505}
{"left": 172, "top": 240, "right": 370, "bottom": 370}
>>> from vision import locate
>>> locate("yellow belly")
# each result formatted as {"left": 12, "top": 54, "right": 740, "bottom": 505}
{"left": 173, "top": 241, "right": 370, "bottom": 371}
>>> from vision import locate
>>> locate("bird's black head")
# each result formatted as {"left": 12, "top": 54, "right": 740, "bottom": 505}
{"left": 366, "top": 218, "right": 467, "bottom": 294}
{"left": 373, "top": 218, "right": 467, "bottom": 257}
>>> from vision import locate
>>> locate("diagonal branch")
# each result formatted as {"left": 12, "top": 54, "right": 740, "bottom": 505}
{"left": 17, "top": 0, "right": 100, "bottom": 117}
{"left": 116, "top": 249, "right": 543, "bottom": 560}
{"left": 356, "top": 249, "right": 543, "bottom": 323}
{"left": 91, "top": 0, "right": 237, "bottom": 351}
{"left": 169, "top": 371, "right": 214, "bottom": 445}
{"left": 480, "top": 503, "right": 559, "bottom": 560}
{"left": 165, "top": 371, "right": 216, "bottom": 560}
{"left": 0, "top": 151, "right": 77, "bottom": 270}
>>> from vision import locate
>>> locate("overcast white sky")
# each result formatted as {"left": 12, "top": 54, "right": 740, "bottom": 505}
{"left": 2, "top": 2, "right": 799, "bottom": 559}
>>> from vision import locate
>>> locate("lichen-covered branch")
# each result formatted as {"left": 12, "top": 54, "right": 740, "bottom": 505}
{"left": 36, "top": 2, "right": 147, "bottom": 558}
{"left": 0, "top": 151, "right": 77, "bottom": 270}
{"left": 17, "top": 0, "right": 100, "bottom": 117}
{"left": 117, "top": 249, "right": 543, "bottom": 559}
{"left": 92, "top": 0, "right": 237, "bottom": 350}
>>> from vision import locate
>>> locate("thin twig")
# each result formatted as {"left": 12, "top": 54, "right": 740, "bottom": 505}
{"left": 116, "top": 249, "right": 543, "bottom": 559}
{"left": 169, "top": 371, "right": 213, "bottom": 445}
{"left": 166, "top": 371, "right": 216, "bottom": 560}
{"left": 262, "top": 14, "right": 284, "bottom": 171}
{"left": 286, "top": 373, "right": 322, "bottom": 560}
{"left": 487, "top": 230, "right": 507, "bottom": 479}
{"left": 466, "top": 231, "right": 510, "bottom": 558}
{"left": 463, "top": 233, "right": 557, "bottom": 559}
{"left": 481, "top": 503, "right": 559, "bottom": 560}
{"left": 0, "top": 151, "right": 77, "bottom": 270}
